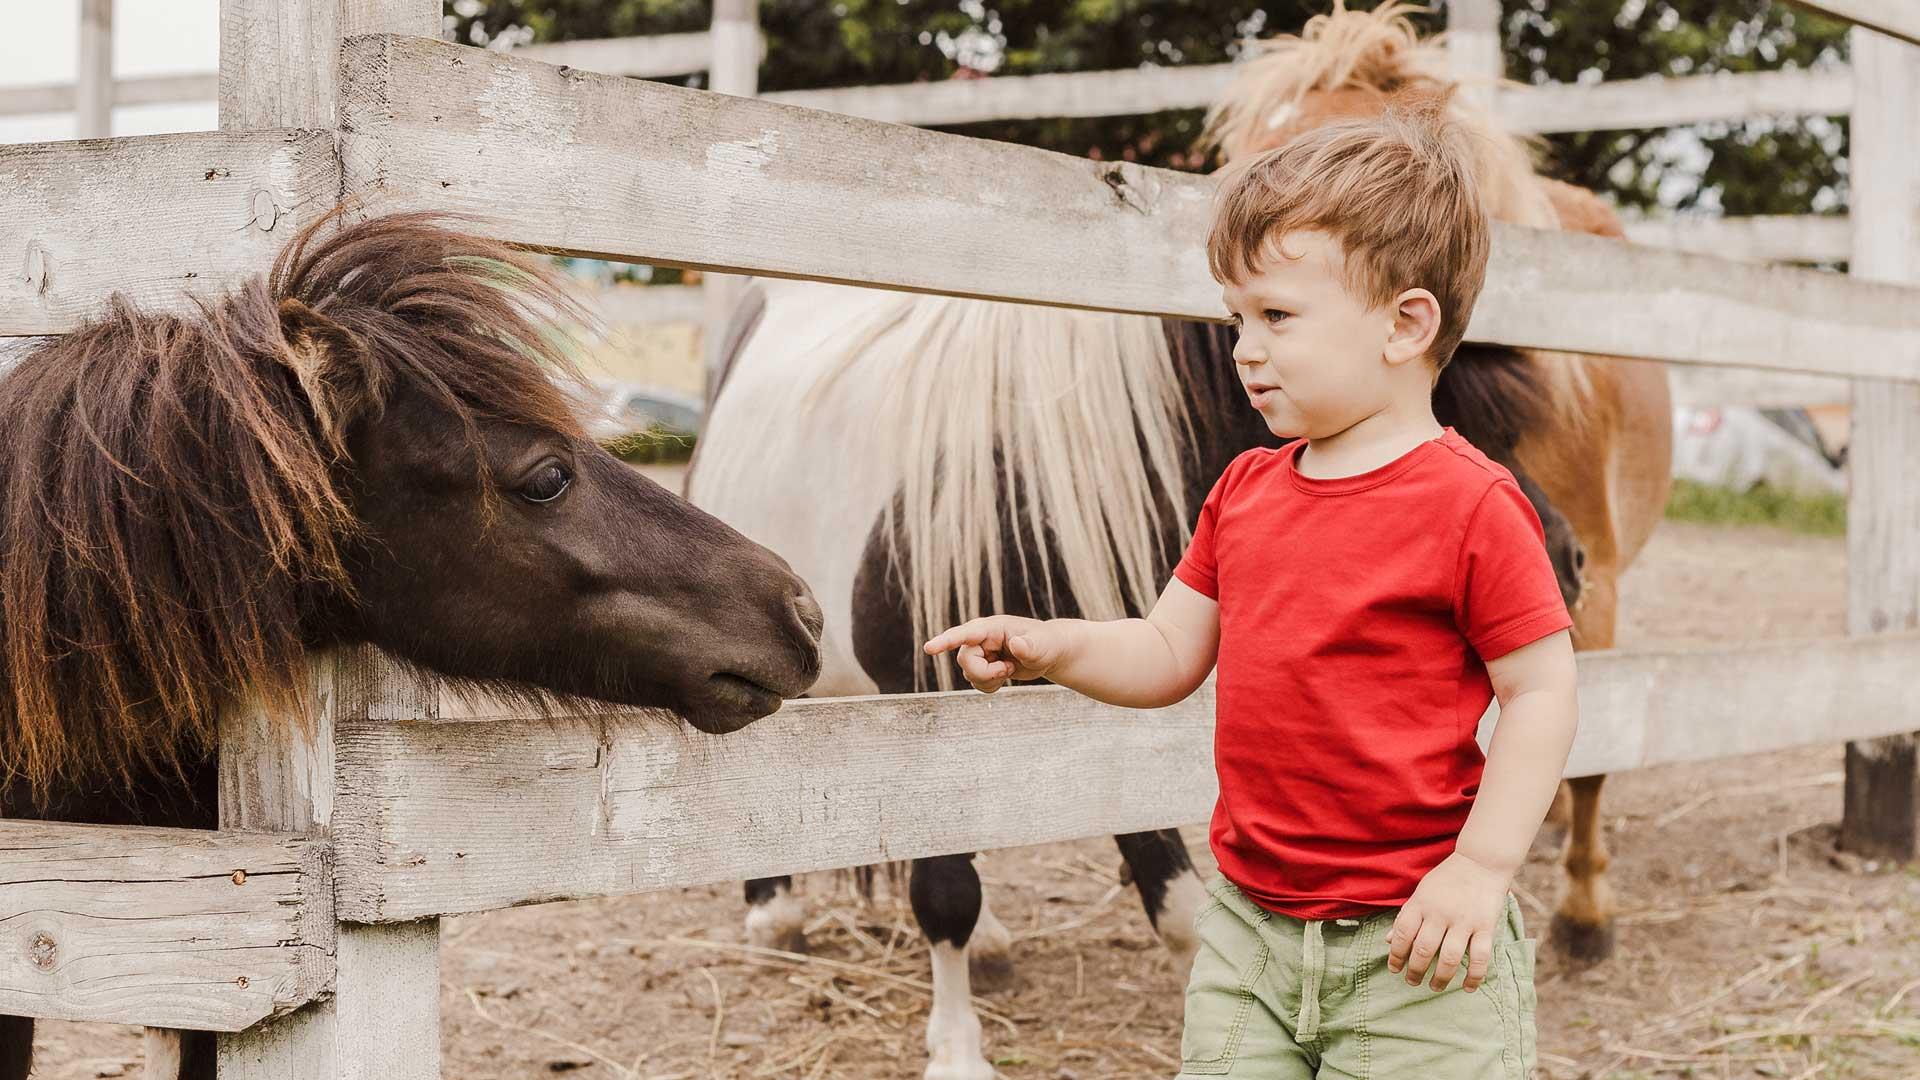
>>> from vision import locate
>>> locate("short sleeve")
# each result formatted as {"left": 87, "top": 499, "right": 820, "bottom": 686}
{"left": 1172, "top": 455, "right": 1248, "bottom": 601}
{"left": 1454, "top": 480, "right": 1573, "bottom": 660}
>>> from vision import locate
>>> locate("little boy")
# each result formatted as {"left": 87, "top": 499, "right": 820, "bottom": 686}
{"left": 924, "top": 109, "right": 1576, "bottom": 1077}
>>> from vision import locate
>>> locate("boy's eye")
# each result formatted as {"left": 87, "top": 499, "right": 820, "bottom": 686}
{"left": 1263, "top": 309, "right": 1291, "bottom": 325}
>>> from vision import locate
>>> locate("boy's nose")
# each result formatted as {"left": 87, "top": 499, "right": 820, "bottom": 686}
{"left": 1232, "top": 336, "right": 1263, "bottom": 365}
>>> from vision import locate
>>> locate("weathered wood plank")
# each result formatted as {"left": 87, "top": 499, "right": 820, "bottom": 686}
{"left": 762, "top": 64, "right": 1851, "bottom": 133}
{"left": 0, "top": 823, "right": 330, "bottom": 1031}
{"left": 0, "top": 130, "right": 336, "bottom": 337}
{"left": 1445, "top": 0, "right": 1501, "bottom": 111}
{"left": 761, "top": 64, "right": 1240, "bottom": 126}
{"left": 217, "top": 651, "right": 442, "bottom": 1079}
{"left": 330, "top": 632, "right": 1920, "bottom": 922}
{"left": 1498, "top": 68, "right": 1852, "bottom": 134}
{"left": 218, "top": 0, "right": 439, "bottom": 130}
{"left": 1622, "top": 214, "right": 1851, "bottom": 264}
{"left": 1665, "top": 365, "right": 1849, "bottom": 409}
{"left": 1786, "top": 0, "right": 1920, "bottom": 45}
{"left": 514, "top": 32, "right": 718, "bottom": 78}
{"left": 0, "top": 72, "right": 218, "bottom": 118}
{"left": 76, "top": 0, "right": 113, "bottom": 139}
{"left": 1840, "top": 28, "right": 1920, "bottom": 860}
{"left": 339, "top": 34, "right": 1920, "bottom": 383}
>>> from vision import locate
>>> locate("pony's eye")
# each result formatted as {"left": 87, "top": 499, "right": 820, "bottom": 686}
{"left": 519, "top": 462, "right": 572, "bottom": 504}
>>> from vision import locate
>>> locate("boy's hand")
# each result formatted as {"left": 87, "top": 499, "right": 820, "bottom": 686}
{"left": 1385, "top": 851, "right": 1511, "bottom": 993}
{"left": 922, "top": 616, "right": 1068, "bottom": 693}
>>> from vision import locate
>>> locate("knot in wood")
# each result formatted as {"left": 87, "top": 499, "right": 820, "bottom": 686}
{"left": 232, "top": 869, "right": 248, "bottom": 886}
{"left": 251, "top": 189, "right": 281, "bottom": 233}
{"left": 1098, "top": 163, "right": 1156, "bottom": 215}
{"left": 22, "top": 242, "right": 50, "bottom": 298}
{"left": 28, "top": 932, "right": 56, "bottom": 970}
{"left": 236, "top": 975, "right": 250, "bottom": 989}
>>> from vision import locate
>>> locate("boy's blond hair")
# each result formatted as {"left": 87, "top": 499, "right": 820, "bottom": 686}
{"left": 1207, "top": 103, "right": 1489, "bottom": 371}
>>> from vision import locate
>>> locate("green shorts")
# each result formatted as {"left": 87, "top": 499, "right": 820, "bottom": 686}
{"left": 1175, "top": 875, "right": 1537, "bottom": 1079}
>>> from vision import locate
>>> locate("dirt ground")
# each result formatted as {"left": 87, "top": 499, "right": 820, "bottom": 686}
{"left": 34, "top": 516, "right": 1920, "bottom": 1080}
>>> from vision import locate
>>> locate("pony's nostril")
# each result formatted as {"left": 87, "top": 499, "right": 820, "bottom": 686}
{"left": 790, "top": 590, "right": 825, "bottom": 643}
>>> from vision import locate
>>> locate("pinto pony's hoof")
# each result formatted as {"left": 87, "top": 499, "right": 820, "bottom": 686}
{"left": 1550, "top": 912, "right": 1617, "bottom": 964}
{"left": 744, "top": 891, "right": 811, "bottom": 955}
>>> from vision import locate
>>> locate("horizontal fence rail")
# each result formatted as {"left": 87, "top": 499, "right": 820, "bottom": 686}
{"left": 765, "top": 64, "right": 1853, "bottom": 134}
{"left": 0, "top": 822, "right": 332, "bottom": 1031}
{"left": 0, "top": 129, "right": 334, "bottom": 336}
{"left": 334, "top": 34, "right": 1920, "bottom": 384}
{"left": 327, "top": 631, "right": 1920, "bottom": 922}
{"left": 511, "top": 32, "right": 720, "bottom": 79}
{"left": 0, "top": 72, "right": 219, "bottom": 118}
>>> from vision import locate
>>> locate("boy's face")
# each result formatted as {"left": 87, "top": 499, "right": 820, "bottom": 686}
{"left": 1219, "top": 231, "right": 1403, "bottom": 441}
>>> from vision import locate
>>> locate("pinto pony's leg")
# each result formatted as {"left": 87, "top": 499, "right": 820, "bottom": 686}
{"left": 743, "top": 876, "right": 809, "bottom": 954}
{"left": 1114, "top": 829, "right": 1203, "bottom": 975}
{"left": 967, "top": 889, "right": 1016, "bottom": 992}
{"left": 0, "top": 1015, "right": 31, "bottom": 1080}
{"left": 140, "top": 1028, "right": 183, "bottom": 1080}
{"left": 910, "top": 854, "right": 995, "bottom": 1080}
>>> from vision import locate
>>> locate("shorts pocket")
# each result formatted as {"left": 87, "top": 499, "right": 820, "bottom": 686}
{"left": 1501, "top": 937, "right": 1538, "bottom": 1072}
{"left": 1178, "top": 897, "right": 1268, "bottom": 1075}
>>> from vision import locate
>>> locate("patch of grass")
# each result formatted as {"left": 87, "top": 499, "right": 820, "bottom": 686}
{"left": 1663, "top": 479, "right": 1847, "bottom": 536}
{"left": 600, "top": 425, "right": 697, "bottom": 465}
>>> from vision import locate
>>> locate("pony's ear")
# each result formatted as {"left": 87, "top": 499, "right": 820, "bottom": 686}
{"left": 278, "top": 297, "right": 356, "bottom": 357}
{"left": 277, "top": 297, "right": 373, "bottom": 445}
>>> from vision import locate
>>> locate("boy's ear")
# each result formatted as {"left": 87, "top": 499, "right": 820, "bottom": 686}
{"left": 1383, "top": 288, "right": 1442, "bottom": 368}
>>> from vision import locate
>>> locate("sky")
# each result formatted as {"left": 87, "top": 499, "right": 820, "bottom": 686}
{"left": 0, "top": 0, "right": 219, "bottom": 144}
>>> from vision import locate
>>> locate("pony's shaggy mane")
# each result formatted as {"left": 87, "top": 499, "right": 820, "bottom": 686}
{"left": 0, "top": 209, "right": 589, "bottom": 799}
{"left": 1202, "top": 1, "right": 1559, "bottom": 231}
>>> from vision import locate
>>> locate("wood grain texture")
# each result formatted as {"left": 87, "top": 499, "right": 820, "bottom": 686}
{"left": 217, "top": 650, "right": 442, "bottom": 1075}
{"left": 0, "top": 130, "right": 335, "bottom": 337}
{"left": 0, "top": 823, "right": 330, "bottom": 1030}
{"left": 514, "top": 33, "right": 717, "bottom": 78}
{"left": 328, "top": 633, "right": 1920, "bottom": 921}
{"left": 1840, "top": 28, "right": 1920, "bottom": 859}
{"left": 762, "top": 64, "right": 1850, "bottom": 134}
{"left": 218, "top": 0, "right": 439, "bottom": 131}
{"left": 336, "top": 34, "right": 1920, "bottom": 382}
{"left": 1622, "top": 214, "right": 1851, "bottom": 264}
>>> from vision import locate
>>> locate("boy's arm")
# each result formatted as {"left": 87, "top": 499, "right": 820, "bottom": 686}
{"left": 1388, "top": 628, "right": 1577, "bottom": 993}
{"left": 922, "top": 578, "right": 1220, "bottom": 709}
{"left": 1457, "top": 627, "right": 1580, "bottom": 877}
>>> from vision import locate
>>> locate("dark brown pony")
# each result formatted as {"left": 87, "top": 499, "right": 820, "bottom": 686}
{"left": 0, "top": 211, "right": 823, "bottom": 1080}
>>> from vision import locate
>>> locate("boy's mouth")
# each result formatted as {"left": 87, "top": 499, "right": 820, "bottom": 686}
{"left": 1246, "top": 383, "right": 1279, "bottom": 406}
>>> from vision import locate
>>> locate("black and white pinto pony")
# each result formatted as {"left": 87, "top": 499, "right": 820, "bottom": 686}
{"left": 687, "top": 8, "right": 1675, "bottom": 1077}
{"left": 690, "top": 299, "right": 1584, "bottom": 1079}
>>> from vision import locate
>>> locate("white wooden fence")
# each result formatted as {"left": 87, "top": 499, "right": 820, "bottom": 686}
{"left": 2, "top": 0, "right": 1918, "bottom": 1075}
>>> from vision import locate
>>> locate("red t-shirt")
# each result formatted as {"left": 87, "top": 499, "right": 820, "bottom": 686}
{"left": 1172, "top": 429, "right": 1571, "bottom": 920}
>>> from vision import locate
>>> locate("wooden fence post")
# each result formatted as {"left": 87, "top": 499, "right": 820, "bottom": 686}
{"left": 76, "top": 0, "right": 112, "bottom": 138}
{"left": 1445, "top": 0, "right": 1501, "bottom": 109}
{"left": 213, "top": 5, "right": 443, "bottom": 1076}
{"left": 703, "top": 0, "right": 761, "bottom": 407}
{"left": 1839, "top": 26, "right": 1920, "bottom": 860}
